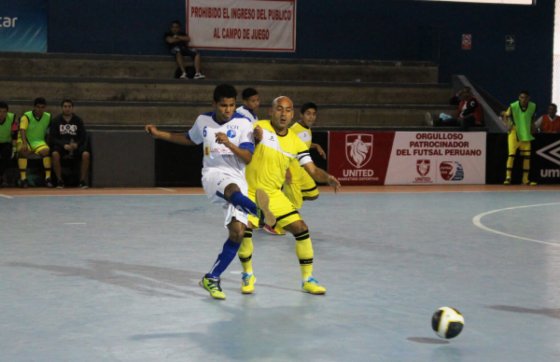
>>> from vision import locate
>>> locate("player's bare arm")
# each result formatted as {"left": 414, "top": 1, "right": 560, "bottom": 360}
{"left": 311, "top": 143, "right": 326, "bottom": 159}
{"left": 303, "top": 162, "right": 341, "bottom": 192}
{"left": 145, "top": 124, "right": 195, "bottom": 146}
{"left": 215, "top": 131, "right": 253, "bottom": 164}
{"left": 253, "top": 125, "right": 263, "bottom": 144}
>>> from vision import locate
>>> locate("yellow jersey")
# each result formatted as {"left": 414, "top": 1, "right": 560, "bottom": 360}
{"left": 290, "top": 121, "right": 312, "bottom": 148}
{"left": 246, "top": 120, "right": 312, "bottom": 192}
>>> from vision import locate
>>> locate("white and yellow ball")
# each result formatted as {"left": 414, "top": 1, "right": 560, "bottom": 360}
{"left": 431, "top": 307, "right": 464, "bottom": 339}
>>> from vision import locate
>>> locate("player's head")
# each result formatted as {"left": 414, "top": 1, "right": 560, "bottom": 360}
{"left": 548, "top": 103, "right": 557, "bottom": 117}
{"left": 170, "top": 20, "right": 181, "bottom": 34}
{"left": 213, "top": 84, "right": 237, "bottom": 122}
{"left": 270, "top": 96, "right": 294, "bottom": 134}
{"left": 0, "top": 101, "right": 7, "bottom": 120}
{"left": 61, "top": 99, "right": 74, "bottom": 116}
{"left": 33, "top": 97, "right": 47, "bottom": 117}
{"left": 242, "top": 88, "right": 260, "bottom": 111}
{"left": 299, "top": 102, "right": 318, "bottom": 128}
{"left": 459, "top": 87, "right": 472, "bottom": 100}
{"left": 518, "top": 90, "right": 530, "bottom": 107}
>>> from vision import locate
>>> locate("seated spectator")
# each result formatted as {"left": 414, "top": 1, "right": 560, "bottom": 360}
{"left": 165, "top": 20, "right": 205, "bottom": 80}
{"left": 535, "top": 103, "right": 560, "bottom": 133}
{"left": 236, "top": 88, "right": 260, "bottom": 123}
{"left": 49, "top": 99, "right": 90, "bottom": 189}
{"left": 17, "top": 97, "right": 53, "bottom": 188}
{"left": 0, "top": 101, "right": 17, "bottom": 187}
{"left": 425, "top": 87, "right": 484, "bottom": 130}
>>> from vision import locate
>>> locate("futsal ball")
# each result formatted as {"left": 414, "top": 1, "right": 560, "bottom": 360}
{"left": 431, "top": 306, "right": 464, "bottom": 339}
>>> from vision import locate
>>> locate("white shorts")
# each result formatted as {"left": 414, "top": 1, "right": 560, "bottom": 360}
{"left": 202, "top": 169, "right": 249, "bottom": 228}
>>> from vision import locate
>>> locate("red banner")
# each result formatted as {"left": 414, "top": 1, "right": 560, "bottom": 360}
{"left": 328, "top": 131, "right": 395, "bottom": 185}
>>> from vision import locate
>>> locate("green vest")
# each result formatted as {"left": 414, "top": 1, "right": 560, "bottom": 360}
{"left": 0, "top": 112, "right": 15, "bottom": 143}
{"left": 24, "top": 110, "right": 51, "bottom": 148}
{"left": 510, "top": 101, "right": 536, "bottom": 142}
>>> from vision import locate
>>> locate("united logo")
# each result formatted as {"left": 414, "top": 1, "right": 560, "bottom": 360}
{"left": 416, "top": 159, "right": 431, "bottom": 176}
{"left": 345, "top": 134, "right": 373, "bottom": 169}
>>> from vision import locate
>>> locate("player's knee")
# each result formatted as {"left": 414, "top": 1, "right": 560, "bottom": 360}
{"left": 82, "top": 151, "right": 91, "bottom": 161}
{"left": 286, "top": 220, "right": 308, "bottom": 235}
{"left": 223, "top": 183, "right": 241, "bottom": 199}
{"left": 52, "top": 151, "right": 61, "bottom": 160}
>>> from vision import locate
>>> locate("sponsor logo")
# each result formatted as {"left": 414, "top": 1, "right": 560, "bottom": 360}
{"left": 345, "top": 134, "right": 373, "bottom": 169}
{"left": 536, "top": 139, "right": 560, "bottom": 167}
{"left": 439, "top": 161, "right": 464, "bottom": 181}
{"left": 226, "top": 129, "right": 236, "bottom": 138}
{"left": 416, "top": 159, "right": 430, "bottom": 176}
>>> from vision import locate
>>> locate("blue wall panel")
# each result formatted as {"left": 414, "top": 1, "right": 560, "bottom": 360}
{"left": 46, "top": 0, "right": 554, "bottom": 110}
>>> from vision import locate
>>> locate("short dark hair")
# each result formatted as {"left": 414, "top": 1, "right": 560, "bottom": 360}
{"left": 520, "top": 90, "right": 530, "bottom": 96}
{"left": 0, "top": 101, "right": 8, "bottom": 110}
{"left": 171, "top": 20, "right": 181, "bottom": 26}
{"left": 61, "top": 99, "right": 74, "bottom": 107}
{"left": 551, "top": 103, "right": 557, "bottom": 109}
{"left": 241, "top": 88, "right": 258, "bottom": 100}
{"left": 300, "top": 102, "right": 318, "bottom": 114}
{"left": 213, "top": 84, "right": 237, "bottom": 102}
{"left": 34, "top": 97, "right": 47, "bottom": 106}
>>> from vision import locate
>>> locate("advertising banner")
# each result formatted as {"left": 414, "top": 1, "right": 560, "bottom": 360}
{"left": 532, "top": 134, "right": 560, "bottom": 184}
{"left": 384, "top": 132, "right": 486, "bottom": 184}
{"left": 328, "top": 131, "right": 487, "bottom": 185}
{"left": 328, "top": 131, "right": 395, "bottom": 185}
{"left": 186, "top": 0, "right": 296, "bottom": 52}
{"left": 0, "top": 0, "right": 47, "bottom": 52}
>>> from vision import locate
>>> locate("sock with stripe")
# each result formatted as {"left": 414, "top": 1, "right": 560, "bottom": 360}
{"left": 18, "top": 158, "right": 27, "bottom": 180}
{"left": 229, "top": 191, "right": 257, "bottom": 216}
{"left": 238, "top": 229, "right": 254, "bottom": 274}
{"left": 206, "top": 238, "right": 240, "bottom": 279}
{"left": 43, "top": 156, "right": 52, "bottom": 179}
{"left": 294, "top": 229, "right": 314, "bottom": 281}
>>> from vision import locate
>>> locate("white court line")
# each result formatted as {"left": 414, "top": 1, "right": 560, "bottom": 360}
{"left": 472, "top": 202, "right": 560, "bottom": 247}
{"left": 0, "top": 194, "right": 13, "bottom": 199}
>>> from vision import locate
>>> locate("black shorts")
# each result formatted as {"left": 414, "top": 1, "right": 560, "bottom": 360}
{"left": 52, "top": 146, "right": 87, "bottom": 159}
{"left": 170, "top": 45, "right": 197, "bottom": 59}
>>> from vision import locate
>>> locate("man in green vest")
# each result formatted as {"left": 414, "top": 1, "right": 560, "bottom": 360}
{"left": 502, "top": 90, "right": 537, "bottom": 185}
{"left": 17, "top": 97, "right": 53, "bottom": 188}
{"left": 0, "top": 101, "right": 17, "bottom": 187}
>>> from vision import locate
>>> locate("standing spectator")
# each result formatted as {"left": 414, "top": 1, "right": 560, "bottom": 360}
{"left": 425, "top": 87, "right": 484, "bottom": 130}
{"left": 49, "top": 99, "right": 90, "bottom": 189}
{"left": 164, "top": 20, "right": 205, "bottom": 80}
{"left": 502, "top": 90, "right": 537, "bottom": 185}
{"left": 535, "top": 103, "right": 560, "bottom": 134}
{"left": 236, "top": 88, "right": 260, "bottom": 123}
{"left": 0, "top": 101, "right": 17, "bottom": 187}
{"left": 17, "top": 97, "right": 52, "bottom": 188}
{"left": 145, "top": 84, "right": 274, "bottom": 300}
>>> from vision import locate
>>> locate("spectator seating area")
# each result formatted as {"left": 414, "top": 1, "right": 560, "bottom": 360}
{"left": 0, "top": 52, "right": 454, "bottom": 129}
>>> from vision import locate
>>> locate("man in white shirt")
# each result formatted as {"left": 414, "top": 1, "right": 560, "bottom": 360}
{"left": 145, "top": 84, "right": 274, "bottom": 300}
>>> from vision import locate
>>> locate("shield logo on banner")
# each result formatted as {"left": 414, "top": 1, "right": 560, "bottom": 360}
{"left": 416, "top": 159, "right": 431, "bottom": 176}
{"left": 345, "top": 134, "right": 373, "bottom": 168}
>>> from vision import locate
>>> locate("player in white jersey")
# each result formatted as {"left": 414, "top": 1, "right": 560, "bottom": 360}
{"left": 235, "top": 87, "right": 260, "bottom": 123}
{"left": 145, "top": 84, "right": 274, "bottom": 300}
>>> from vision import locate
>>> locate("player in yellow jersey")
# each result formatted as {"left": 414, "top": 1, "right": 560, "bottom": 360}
{"left": 17, "top": 97, "right": 53, "bottom": 188}
{"left": 284, "top": 102, "right": 327, "bottom": 207}
{"left": 239, "top": 96, "right": 341, "bottom": 295}
{"left": 264, "top": 102, "right": 326, "bottom": 235}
